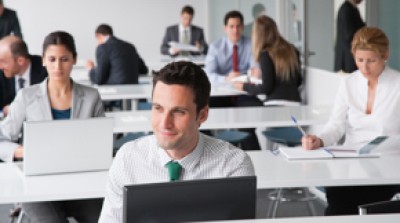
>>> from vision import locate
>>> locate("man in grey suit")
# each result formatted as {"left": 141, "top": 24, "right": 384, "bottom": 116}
{"left": 161, "top": 5, "right": 208, "bottom": 56}
{"left": 0, "top": 36, "right": 47, "bottom": 116}
{"left": 0, "top": 0, "right": 22, "bottom": 39}
{"left": 86, "top": 24, "right": 148, "bottom": 85}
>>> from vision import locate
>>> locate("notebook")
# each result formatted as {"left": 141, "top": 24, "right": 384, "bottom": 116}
{"left": 278, "top": 137, "right": 388, "bottom": 160}
{"left": 20, "top": 117, "right": 113, "bottom": 176}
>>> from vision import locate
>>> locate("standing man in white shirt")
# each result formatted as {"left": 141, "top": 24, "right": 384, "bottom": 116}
{"left": 161, "top": 5, "right": 208, "bottom": 56}
{"left": 0, "top": 36, "right": 47, "bottom": 116}
{"left": 99, "top": 61, "right": 254, "bottom": 223}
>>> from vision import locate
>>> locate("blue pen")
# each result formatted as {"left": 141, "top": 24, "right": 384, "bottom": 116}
{"left": 323, "top": 148, "right": 335, "bottom": 158}
{"left": 290, "top": 115, "right": 306, "bottom": 136}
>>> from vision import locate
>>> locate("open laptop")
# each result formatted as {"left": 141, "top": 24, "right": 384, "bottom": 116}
{"left": 123, "top": 176, "right": 257, "bottom": 223}
{"left": 20, "top": 117, "right": 113, "bottom": 176}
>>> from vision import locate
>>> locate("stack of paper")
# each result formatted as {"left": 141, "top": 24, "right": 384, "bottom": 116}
{"left": 168, "top": 41, "right": 199, "bottom": 52}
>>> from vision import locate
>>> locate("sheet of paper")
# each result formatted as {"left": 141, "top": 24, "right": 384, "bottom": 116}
{"left": 168, "top": 41, "right": 199, "bottom": 52}
{"left": 231, "top": 75, "right": 262, "bottom": 85}
{"left": 279, "top": 147, "right": 332, "bottom": 160}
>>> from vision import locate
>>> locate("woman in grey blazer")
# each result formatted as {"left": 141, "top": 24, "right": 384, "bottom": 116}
{"left": 0, "top": 31, "right": 104, "bottom": 223}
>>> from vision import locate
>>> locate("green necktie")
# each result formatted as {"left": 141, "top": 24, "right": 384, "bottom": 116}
{"left": 166, "top": 161, "right": 182, "bottom": 181}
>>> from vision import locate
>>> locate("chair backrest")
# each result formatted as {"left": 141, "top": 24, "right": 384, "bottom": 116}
{"left": 359, "top": 200, "right": 400, "bottom": 215}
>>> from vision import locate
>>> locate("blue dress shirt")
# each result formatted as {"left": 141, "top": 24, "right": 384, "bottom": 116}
{"left": 205, "top": 36, "right": 255, "bottom": 85}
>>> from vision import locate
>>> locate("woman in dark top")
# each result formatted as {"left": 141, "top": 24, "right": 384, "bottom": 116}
{"left": 234, "top": 15, "right": 302, "bottom": 105}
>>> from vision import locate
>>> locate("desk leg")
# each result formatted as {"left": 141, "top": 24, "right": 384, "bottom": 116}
{"left": 131, "top": 99, "right": 138, "bottom": 111}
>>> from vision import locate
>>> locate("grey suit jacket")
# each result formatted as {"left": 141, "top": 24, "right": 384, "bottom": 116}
{"left": 0, "top": 79, "right": 104, "bottom": 162}
{"left": 160, "top": 24, "right": 208, "bottom": 55}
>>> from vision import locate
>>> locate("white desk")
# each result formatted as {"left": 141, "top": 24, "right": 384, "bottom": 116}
{"left": 199, "top": 214, "right": 400, "bottom": 223}
{"left": 148, "top": 55, "right": 205, "bottom": 71}
{"left": 96, "top": 84, "right": 245, "bottom": 101}
{"left": 0, "top": 162, "right": 108, "bottom": 204}
{"left": 70, "top": 68, "right": 152, "bottom": 86}
{"left": 249, "top": 150, "right": 400, "bottom": 189}
{"left": 2, "top": 150, "right": 400, "bottom": 204}
{"left": 107, "top": 105, "right": 330, "bottom": 133}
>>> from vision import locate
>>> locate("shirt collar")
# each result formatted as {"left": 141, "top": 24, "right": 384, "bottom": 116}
{"left": 356, "top": 65, "right": 389, "bottom": 84}
{"left": 157, "top": 132, "right": 204, "bottom": 172}
{"left": 20, "top": 62, "right": 31, "bottom": 80}
{"left": 179, "top": 24, "right": 191, "bottom": 33}
{"left": 224, "top": 36, "right": 244, "bottom": 49}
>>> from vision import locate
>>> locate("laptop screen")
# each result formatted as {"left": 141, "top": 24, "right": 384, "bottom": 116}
{"left": 123, "top": 176, "right": 257, "bottom": 223}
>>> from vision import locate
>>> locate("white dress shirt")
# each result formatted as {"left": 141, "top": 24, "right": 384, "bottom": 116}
{"left": 14, "top": 63, "right": 31, "bottom": 91}
{"left": 99, "top": 133, "right": 255, "bottom": 223}
{"left": 319, "top": 66, "right": 400, "bottom": 147}
{"left": 179, "top": 23, "right": 191, "bottom": 44}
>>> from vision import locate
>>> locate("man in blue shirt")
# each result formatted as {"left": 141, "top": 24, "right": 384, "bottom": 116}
{"left": 205, "top": 11, "right": 262, "bottom": 151}
{"left": 205, "top": 10, "right": 255, "bottom": 85}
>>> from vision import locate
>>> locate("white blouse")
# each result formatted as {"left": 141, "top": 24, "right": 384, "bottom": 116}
{"left": 320, "top": 66, "right": 400, "bottom": 147}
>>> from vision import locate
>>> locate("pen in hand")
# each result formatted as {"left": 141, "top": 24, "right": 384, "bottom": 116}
{"left": 291, "top": 115, "right": 306, "bottom": 136}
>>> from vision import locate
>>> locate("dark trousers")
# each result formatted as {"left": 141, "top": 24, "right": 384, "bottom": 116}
{"left": 325, "top": 185, "right": 400, "bottom": 215}
{"left": 209, "top": 95, "right": 263, "bottom": 151}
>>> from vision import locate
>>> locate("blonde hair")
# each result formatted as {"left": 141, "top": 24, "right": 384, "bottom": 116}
{"left": 252, "top": 15, "right": 299, "bottom": 81}
{"left": 351, "top": 27, "right": 389, "bottom": 58}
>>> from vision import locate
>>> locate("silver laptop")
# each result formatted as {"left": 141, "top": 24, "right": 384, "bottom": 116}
{"left": 21, "top": 117, "right": 113, "bottom": 176}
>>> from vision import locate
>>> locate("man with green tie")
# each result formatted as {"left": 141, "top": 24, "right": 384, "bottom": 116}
{"left": 99, "top": 61, "right": 255, "bottom": 222}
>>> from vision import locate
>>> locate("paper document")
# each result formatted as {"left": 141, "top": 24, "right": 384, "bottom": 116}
{"left": 168, "top": 41, "right": 199, "bottom": 52}
{"left": 231, "top": 75, "right": 262, "bottom": 85}
{"left": 279, "top": 145, "right": 380, "bottom": 160}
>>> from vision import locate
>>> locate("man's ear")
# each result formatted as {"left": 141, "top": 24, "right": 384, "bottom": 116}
{"left": 16, "top": 56, "right": 25, "bottom": 66}
{"left": 197, "top": 106, "right": 209, "bottom": 125}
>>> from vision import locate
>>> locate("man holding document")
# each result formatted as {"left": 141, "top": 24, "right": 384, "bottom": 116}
{"left": 301, "top": 27, "right": 400, "bottom": 215}
{"left": 160, "top": 5, "right": 208, "bottom": 56}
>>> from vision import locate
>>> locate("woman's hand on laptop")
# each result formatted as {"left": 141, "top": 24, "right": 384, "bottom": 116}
{"left": 14, "top": 146, "right": 24, "bottom": 159}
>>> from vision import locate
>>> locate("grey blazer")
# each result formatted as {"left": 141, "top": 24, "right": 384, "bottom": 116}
{"left": 0, "top": 79, "right": 104, "bottom": 162}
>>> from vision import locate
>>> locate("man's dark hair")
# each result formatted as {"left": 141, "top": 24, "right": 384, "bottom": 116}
{"left": 43, "top": 31, "right": 77, "bottom": 59}
{"left": 95, "top": 24, "right": 113, "bottom": 36}
{"left": 152, "top": 61, "right": 210, "bottom": 113}
{"left": 0, "top": 0, "right": 3, "bottom": 6}
{"left": 224, "top": 10, "right": 244, "bottom": 25}
{"left": 181, "top": 5, "right": 194, "bottom": 16}
{"left": 10, "top": 38, "right": 29, "bottom": 59}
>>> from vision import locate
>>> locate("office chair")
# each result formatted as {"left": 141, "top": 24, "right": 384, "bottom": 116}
{"left": 214, "top": 130, "right": 250, "bottom": 148}
{"left": 262, "top": 127, "right": 318, "bottom": 218}
{"left": 359, "top": 200, "right": 400, "bottom": 215}
{"left": 10, "top": 205, "right": 27, "bottom": 223}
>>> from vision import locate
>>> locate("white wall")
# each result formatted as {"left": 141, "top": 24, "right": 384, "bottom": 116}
{"left": 5, "top": 0, "right": 208, "bottom": 65}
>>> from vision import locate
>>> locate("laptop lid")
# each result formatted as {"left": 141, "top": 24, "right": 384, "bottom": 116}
{"left": 123, "top": 176, "right": 257, "bottom": 223}
{"left": 22, "top": 117, "right": 113, "bottom": 176}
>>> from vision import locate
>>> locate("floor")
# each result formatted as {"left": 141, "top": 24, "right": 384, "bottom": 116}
{"left": 0, "top": 189, "right": 326, "bottom": 222}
